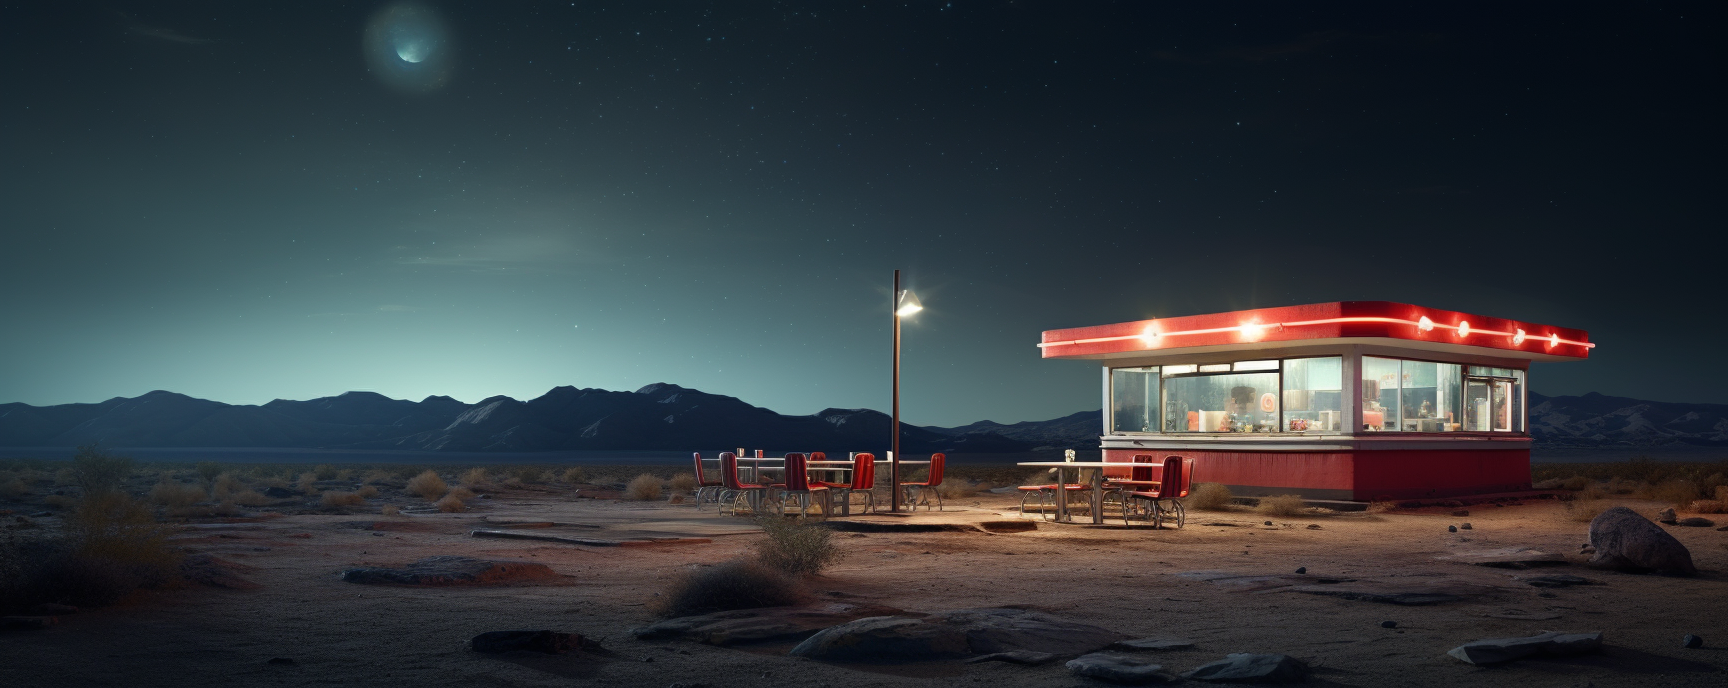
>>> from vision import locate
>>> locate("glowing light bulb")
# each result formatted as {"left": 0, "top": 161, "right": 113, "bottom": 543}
{"left": 1513, "top": 328, "right": 1526, "bottom": 345}
{"left": 1139, "top": 325, "right": 1160, "bottom": 345}
{"left": 1549, "top": 333, "right": 1560, "bottom": 348}
{"left": 1240, "top": 321, "right": 1263, "bottom": 339}
{"left": 1417, "top": 316, "right": 1434, "bottom": 332}
{"left": 1456, "top": 321, "right": 1470, "bottom": 338}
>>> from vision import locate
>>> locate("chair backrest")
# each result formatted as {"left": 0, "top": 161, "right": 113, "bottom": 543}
{"left": 925, "top": 453, "right": 946, "bottom": 487}
{"left": 809, "top": 451, "right": 826, "bottom": 464}
{"left": 1163, "top": 455, "right": 1191, "bottom": 498}
{"left": 719, "top": 452, "right": 746, "bottom": 490}
{"left": 1130, "top": 454, "right": 1160, "bottom": 483}
{"left": 691, "top": 452, "right": 708, "bottom": 487}
{"left": 851, "top": 452, "right": 876, "bottom": 489}
{"left": 1103, "top": 452, "right": 1135, "bottom": 480}
{"left": 783, "top": 452, "right": 811, "bottom": 491}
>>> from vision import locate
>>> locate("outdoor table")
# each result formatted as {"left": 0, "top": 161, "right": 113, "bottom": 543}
{"left": 1015, "top": 461, "right": 1115, "bottom": 524}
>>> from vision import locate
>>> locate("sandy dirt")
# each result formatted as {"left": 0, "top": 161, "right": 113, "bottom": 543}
{"left": 4, "top": 487, "right": 1727, "bottom": 687}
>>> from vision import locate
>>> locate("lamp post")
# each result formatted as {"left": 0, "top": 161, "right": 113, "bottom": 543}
{"left": 890, "top": 269, "right": 923, "bottom": 512}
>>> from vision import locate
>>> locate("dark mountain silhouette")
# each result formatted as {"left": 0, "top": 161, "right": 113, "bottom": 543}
{"left": 1528, "top": 392, "right": 1728, "bottom": 448}
{"left": 0, "top": 384, "right": 1102, "bottom": 454}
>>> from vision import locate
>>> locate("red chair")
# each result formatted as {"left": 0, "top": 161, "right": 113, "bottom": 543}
{"left": 901, "top": 453, "right": 946, "bottom": 511}
{"left": 813, "top": 452, "right": 876, "bottom": 514}
{"left": 717, "top": 452, "right": 769, "bottom": 516}
{"left": 772, "top": 452, "right": 830, "bottom": 519}
{"left": 1017, "top": 452, "right": 1093, "bottom": 519}
{"left": 1122, "top": 455, "right": 1191, "bottom": 528}
{"left": 692, "top": 452, "right": 725, "bottom": 510}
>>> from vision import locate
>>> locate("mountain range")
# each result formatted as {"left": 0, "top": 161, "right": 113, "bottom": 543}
{"left": 1, "top": 386, "right": 1720, "bottom": 454}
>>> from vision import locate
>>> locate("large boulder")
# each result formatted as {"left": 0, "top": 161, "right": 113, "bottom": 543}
{"left": 1446, "top": 631, "right": 1603, "bottom": 665}
{"left": 1587, "top": 507, "right": 1696, "bottom": 575}
{"left": 1066, "top": 653, "right": 1175, "bottom": 684}
{"left": 788, "top": 607, "right": 1123, "bottom": 662}
{"left": 1182, "top": 653, "right": 1309, "bottom": 683}
{"left": 340, "top": 556, "right": 559, "bottom": 586}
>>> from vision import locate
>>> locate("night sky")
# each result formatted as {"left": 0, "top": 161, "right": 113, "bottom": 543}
{"left": 1, "top": 2, "right": 1720, "bottom": 426}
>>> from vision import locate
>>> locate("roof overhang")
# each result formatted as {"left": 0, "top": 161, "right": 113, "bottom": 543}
{"left": 1039, "top": 301, "right": 1591, "bottom": 362}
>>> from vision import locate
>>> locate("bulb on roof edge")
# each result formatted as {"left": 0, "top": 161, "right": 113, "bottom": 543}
{"left": 1417, "top": 316, "right": 1434, "bottom": 332}
{"left": 1513, "top": 328, "right": 1526, "bottom": 345}
{"left": 1549, "top": 333, "right": 1560, "bottom": 348}
{"left": 1457, "top": 321, "right": 1470, "bottom": 338}
{"left": 1139, "top": 326, "right": 1159, "bottom": 345}
{"left": 1240, "top": 321, "right": 1263, "bottom": 339}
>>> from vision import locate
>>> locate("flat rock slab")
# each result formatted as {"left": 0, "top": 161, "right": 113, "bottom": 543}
{"left": 1067, "top": 652, "right": 1175, "bottom": 684}
{"left": 1519, "top": 574, "right": 1595, "bottom": 588}
{"left": 1677, "top": 517, "right": 1715, "bottom": 527}
{"left": 967, "top": 650, "right": 1059, "bottom": 665}
{"left": 1589, "top": 507, "right": 1696, "bottom": 575}
{"left": 1183, "top": 653, "right": 1309, "bottom": 683}
{"left": 1485, "top": 610, "right": 1562, "bottom": 621}
{"left": 340, "top": 556, "right": 559, "bottom": 586}
{"left": 1447, "top": 630, "right": 1603, "bottom": 665}
{"left": 632, "top": 603, "right": 900, "bottom": 646}
{"left": 790, "top": 607, "right": 1123, "bottom": 662}
{"left": 1112, "top": 638, "right": 1196, "bottom": 651}
{"left": 1437, "top": 547, "right": 1566, "bottom": 568}
{"left": 1279, "top": 582, "right": 1481, "bottom": 605}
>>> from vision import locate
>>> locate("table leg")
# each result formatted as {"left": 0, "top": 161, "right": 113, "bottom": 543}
{"left": 1090, "top": 469, "right": 1103, "bottom": 525}
{"left": 1055, "top": 467, "right": 1070, "bottom": 523}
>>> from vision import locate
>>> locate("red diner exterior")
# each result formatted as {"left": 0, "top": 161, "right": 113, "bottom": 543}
{"left": 1040, "top": 302, "right": 1593, "bottom": 502}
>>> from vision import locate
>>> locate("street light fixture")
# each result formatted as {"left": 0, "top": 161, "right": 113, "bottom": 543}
{"left": 891, "top": 269, "right": 921, "bottom": 512}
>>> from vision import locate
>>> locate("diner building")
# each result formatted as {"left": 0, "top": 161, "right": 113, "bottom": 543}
{"left": 1039, "top": 301, "right": 1593, "bottom": 501}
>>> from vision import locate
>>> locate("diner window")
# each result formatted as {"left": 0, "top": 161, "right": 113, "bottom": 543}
{"left": 1397, "top": 360, "right": 1463, "bottom": 432}
{"left": 1163, "top": 368, "right": 1280, "bottom": 433}
{"left": 1281, "top": 357, "right": 1342, "bottom": 432}
{"left": 1361, "top": 356, "right": 1402, "bottom": 431}
{"left": 1464, "top": 366, "right": 1524, "bottom": 432}
{"left": 1109, "top": 367, "right": 1159, "bottom": 433}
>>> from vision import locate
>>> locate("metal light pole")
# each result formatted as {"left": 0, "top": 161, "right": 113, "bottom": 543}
{"left": 890, "top": 269, "right": 922, "bottom": 512}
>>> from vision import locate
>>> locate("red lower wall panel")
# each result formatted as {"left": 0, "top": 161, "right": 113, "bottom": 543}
{"left": 1103, "top": 447, "right": 1531, "bottom": 501}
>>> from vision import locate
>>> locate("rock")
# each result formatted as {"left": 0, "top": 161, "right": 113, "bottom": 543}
{"left": 1111, "top": 638, "right": 1195, "bottom": 651}
{"left": 29, "top": 603, "right": 77, "bottom": 615}
{"left": 1, "top": 616, "right": 57, "bottom": 630}
{"left": 263, "top": 486, "right": 298, "bottom": 498}
{"left": 1437, "top": 546, "right": 1565, "bottom": 568}
{"left": 789, "top": 607, "right": 1123, "bottom": 662}
{"left": 1294, "top": 567, "right": 1306, "bottom": 574}
{"left": 1452, "top": 510, "right": 1470, "bottom": 517}
{"left": 1066, "top": 653, "right": 1174, "bottom": 684}
{"left": 1460, "top": 523, "right": 1472, "bottom": 530}
{"left": 1446, "top": 631, "right": 1603, "bottom": 665}
{"left": 1677, "top": 517, "right": 1715, "bottom": 527}
{"left": 1588, "top": 507, "right": 1697, "bottom": 575}
{"left": 1182, "top": 653, "right": 1309, "bottom": 683}
{"left": 1305, "top": 524, "right": 1321, "bottom": 530}
{"left": 1657, "top": 507, "right": 1677, "bottom": 524}
{"left": 469, "top": 630, "right": 581, "bottom": 654}
{"left": 1285, "top": 584, "right": 1466, "bottom": 605}
{"left": 1380, "top": 620, "right": 1397, "bottom": 629}
{"left": 1683, "top": 634, "right": 1704, "bottom": 649}
{"left": 1448, "top": 525, "right": 1457, "bottom": 533}
{"left": 967, "top": 650, "right": 1059, "bottom": 665}
{"left": 29, "top": 511, "right": 52, "bottom": 517}
{"left": 632, "top": 605, "right": 896, "bottom": 646}
{"left": 1263, "top": 521, "right": 1273, "bottom": 526}
{"left": 1521, "top": 574, "right": 1593, "bottom": 588}
{"left": 340, "top": 556, "right": 559, "bottom": 586}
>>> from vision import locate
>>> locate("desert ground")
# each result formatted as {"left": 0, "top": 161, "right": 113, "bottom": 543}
{"left": 3, "top": 467, "right": 1727, "bottom": 688}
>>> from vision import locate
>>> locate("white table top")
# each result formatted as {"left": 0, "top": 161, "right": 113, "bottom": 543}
{"left": 1017, "top": 461, "right": 1121, "bottom": 467}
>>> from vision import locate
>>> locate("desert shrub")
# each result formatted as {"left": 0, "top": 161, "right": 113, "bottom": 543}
{"left": 309, "top": 464, "right": 335, "bottom": 481}
{"left": 406, "top": 470, "right": 448, "bottom": 499}
{"left": 194, "top": 462, "right": 223, "bottom": 484}
{"left": 1256, "top": 494, "right": 1308, "bottom": 517}
{"left": 70, "top": 444, "right": 133, "bottom": 496}
{"left": 753, "top": 516, "right": 844, "bottom": 575}
{"left": 211, "top": 473, "right": 248, "bottom": 499}
{"left": 1184, "top": 482, "right": 1234, "bottom": 511}
{"left": 1, "top": 477, "right": 29, "bottom": 499}
{"left": 446, "top": 486, "right": 476, "bottom": 500}
{"left": 295, "top": 472, "right": 320, "bottom": 495}
{"left": 355, "top": 485, "right": 380, "bottom": 499}
{"left": 498, "top": 476, "right": 523, "bottom": 488}
{"left": 1718, "top": 486, "right": 1728, "bottom": 502}
{"left": 1562, "top": 475, "right": 1591, "bottom": 491}
{"left": 381, "top": 504, "right": 401, "bottom": 516}
{"left": 1603, "top": 477, "right": 1639, "bottom": 495}
{"left": 1690, "top": 500, "right": 1728, "bottom": 514}
{"left": 57, "top": 492, "right": 181, "bottom": 605}
{"left": 321, "top": 491, "right": 365, "bottom": 508}
{"left": 1566, "top": 499, "right": 1612, "bottom": 523}
{"left": 650, "top": 560, "right": 801, "bottom": 618}
{"left": 225, "top": 489, "right": 271, "bottom": 507}
{"left": 1639, "top": 479, "right": 1701, "bottom": 508}
{"left": 54, "top": 468, "right": 78, "bottom": 486}
{"left": 1575, "top": 483, "right": 1608, "bottom": 501}
{"left": 460, "top": 467, "right": 492, "bottom": 488}
{"left": 434, "top": 494, "right": 465, "bottom": 512}
{"left": 669, "top": 472, "right": 698, "bottom": 494}
{"left": 937, "top": 479, "right": 979, "bottom": 498}
{"left": 211, "top": 501, "right": 242, "bottom": 517}
{"left": 626, "top": 474, "right": 664, "bottom": 501}
{"left": 148, "top": 480, "right": 207, "bottom": 508}
{"left": 362, "top": 470, "right": 396, "bottom": 486}
{"left": 561, "top": 466, "right": 588, "bottom": 484}
{"left": 513, "top": 466, "right": 545, "bottom": 484}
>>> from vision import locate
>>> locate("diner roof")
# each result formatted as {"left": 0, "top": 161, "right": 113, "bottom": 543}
{"left": 1039, "top": 301, "right": 1592, "bottom": 362}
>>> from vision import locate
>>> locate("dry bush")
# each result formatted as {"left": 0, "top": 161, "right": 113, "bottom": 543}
{"left": 561, "top": 467, "right": 588, "bottom": 484}
{"left": 513, "top": 466, "right": 545, "bottom": 484}
{"left": 381, "top": 504, "right": 401, "bottom": 516}
{"left": 54, "top": 468, "right": 78, "bottom": 486}
{"left": 434, "top": 494, "right": 465, "bottom": 512}
{"left": 406, "top": 470, "right": 448, "bottom": 499}
{"left": 147, "top": 480, "right": 207, "bottom": 508}
{"left": 1689, "top": 500, "right": 1728, "bottom": 514}
{"left": 1184, "top": 482, "right": 1234, "bottom": 511}
{"left": 225, "top": 489, "right": 272, "bottom": 507}
{"left": 937, "top": 479, "right": 979, "bottom": 498}
{"left": 195, "top": 462, "right": 223, "bottom": 484}
{"left": 355, "top": 485, "right": 380, "bottom": 499}
{"left": 1, "top": 477, "right": 29, "bottom": 499}
{"left": 321, "top": 491, "right": 365, "bottom": 508}
{"left": 460, "top": 467, "right": 492, "bottom": 488}
{"left": 753, "top": 516, "right": 845, "bottom": 575}
{"left": 58, "top": 492, "right": 181, "bottom": 605}
{"left": 446, "top": 486, "right": 476, "bottom": 500}
{"left": 211, "top": 473, "right": 247, "bottom": 499}
{"left": 1365, "top": 500, "right": 1398, "bottom": 514}
{"left": 1718, "top": 485, "right": 1728, "bottom": 502}
{"left": 313, "top": 464, "right": 338, "bottom": 481}
{"left": 1603, "top": 477, "right": 1639, "bottom": 495}
{"left": 1566, "top": 500, "right": 1612, "bottom": 523}
{"left": 70, "top": 444, "right": 133, "bottom": 495}
{"left": 362, "top": 470, "right": 396, "bottom": 486}
{"left": 1256, "top": 494, "right": 1309, "bottom": 517}
{"left": 1639, "top": 479, "right": 1701, "bottom": 508}
{"left": 500, "top": 476, "right": 525, "bottom": 489}
{"left": 1562, "top": 475, "right": 1591, "bottom": 491}
{"left": 626, "top": 474, "right": 664, "bottom": 501}
{"left": 650, "top": 560, "right": 801, "bottom": 618}
{"left": 294, "top": 472, "right": 320, "bottom": 495}
{"left": 669, "top": 472, "right": 698, "bottom": 494}
{"left": 1576, "top": 483, "right": 1609, "bottom": 501}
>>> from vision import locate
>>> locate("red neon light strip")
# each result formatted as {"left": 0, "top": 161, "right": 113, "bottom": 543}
{"left": 1036, "top": 316, "right": 1595, "bottom": 349}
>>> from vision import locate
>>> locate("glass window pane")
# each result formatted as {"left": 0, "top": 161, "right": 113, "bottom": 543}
{"left": 1361, "top": 356, "right": 1401, "bottom": 431}
{"left": 1234, "top": 360, "right": 1279, "bottom": 371}
{"left": 1281, "top": 357, "right": 1342, "bottom": 432}
{"left": 1162, "top": 364, "right": 1197, "bottom": 376}
{"left": 1464, "top": 378, "right": 1492, "bottom": 431}
{"left": 1163, "top": 372, "right": 1280, "bottom": 433}
{"left": 1198, "top": 364, "right": 1232, "bottom": 373}
{"left": 1397, "top": 361, "right": 1462, "bottom": 432}
{"left": 1110, "top": 367, "right": 1158, "bottom": 433}
{"left": 1513, "top": 370, "right": 1526, "bottom": 432}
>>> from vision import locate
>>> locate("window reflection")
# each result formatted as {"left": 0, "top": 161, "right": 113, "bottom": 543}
{"left": 1282, "top": 357, "right": 1342, "bottom": 432}
{"left": 1163, "top": 371, "right": 1280, "bottom": 433}
{"left": 1110, "top": 367, "right": 1158, "bottom": 433}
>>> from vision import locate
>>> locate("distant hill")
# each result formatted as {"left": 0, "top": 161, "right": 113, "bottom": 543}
{"left": 0, "top": 384, "right": 1102, "bottom": 454}
{"left": 1528, "top": 392, "right": 1728, "bottom": 448}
